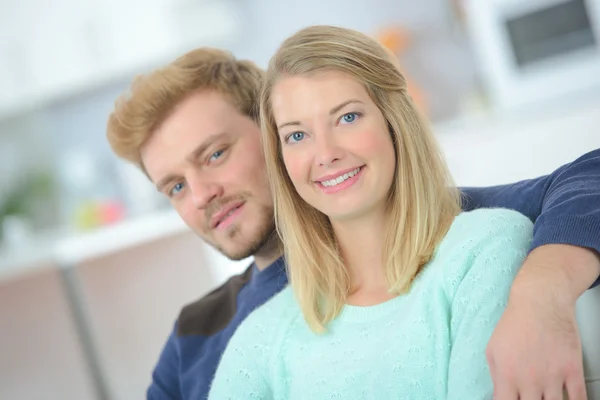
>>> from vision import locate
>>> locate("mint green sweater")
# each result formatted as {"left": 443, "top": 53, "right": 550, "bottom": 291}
{"left": 208, "top": 209, "right": 533, "bottom": 399}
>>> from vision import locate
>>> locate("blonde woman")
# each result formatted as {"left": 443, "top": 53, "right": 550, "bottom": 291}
{"left": 208, "top": 25, "right": 533, "bottom": 399}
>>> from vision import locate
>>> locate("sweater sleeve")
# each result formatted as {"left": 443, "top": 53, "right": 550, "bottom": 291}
{"left": 147, "top": 324, "right": 183, "bottom": 400}
{"left": 461, "top": 148, "right": 600, "bottom": 288}
{"left": 446, "top": 210, "right": 534, "bottom": 399}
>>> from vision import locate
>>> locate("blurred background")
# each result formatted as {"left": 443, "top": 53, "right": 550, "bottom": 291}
{"left": 1, "top": 0, "right": 599, "bottom": 398}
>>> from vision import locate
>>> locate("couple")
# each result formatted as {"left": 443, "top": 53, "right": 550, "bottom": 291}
{"left": 107, "top": 26, "right": 600, "bottom": 399}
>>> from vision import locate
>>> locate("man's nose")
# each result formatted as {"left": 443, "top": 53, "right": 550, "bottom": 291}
{"left": 189, "top": 179, "right": 224, "bottom": 210}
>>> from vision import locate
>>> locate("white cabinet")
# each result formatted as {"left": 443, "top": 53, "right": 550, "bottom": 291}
{"left": 433, "top": 96, "right": 600, "bottom": 187}
{"left": 0, "top": 0, "right": 242, "bottom": 120}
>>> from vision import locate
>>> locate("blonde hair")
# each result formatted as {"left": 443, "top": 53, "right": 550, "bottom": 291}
{"left": 107, "top": 48, "right": 264, "bottom": 170}
{"left": 260, "top": 25, "right": 461, "bottom": 332}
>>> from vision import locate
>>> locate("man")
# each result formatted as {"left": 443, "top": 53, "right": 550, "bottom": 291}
{"left": 106, "top": 48, "right": 600, "bottom": 400}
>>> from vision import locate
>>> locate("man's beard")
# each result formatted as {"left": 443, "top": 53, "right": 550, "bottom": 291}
{"left": 207, "top": 204, "right": 277, "bottom": 261}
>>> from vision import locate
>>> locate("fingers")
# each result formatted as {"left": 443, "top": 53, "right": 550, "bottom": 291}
{"left": 489, "top": 358, "right": 519, "bottom": 400}
{"left": 517, "top": 386, "right": 543, "bottom": 400}
{"left": 564, "top": 372, "right": 587, "bottom": 400}
{"left": 488, "top": 356, "right": 570, "bottom": 400}
{"left": 542, "top": 363, "right": 587, "bottom": 400}
{"left": 538, "top": 381, "right": 564, "bottom": 400}
{"left": 493, "top": 382, "right": 519, "bottom": 400}
{"left": 491, "top": 375, "right": 587, "bottom": 400}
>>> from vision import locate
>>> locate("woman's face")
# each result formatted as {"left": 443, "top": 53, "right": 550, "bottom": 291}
{"left": 271, "top": 71, "right": 396, "bottom": 222}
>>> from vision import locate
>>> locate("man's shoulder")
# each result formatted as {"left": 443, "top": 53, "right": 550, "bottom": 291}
{"left": 177, "top": 264, "right": 254, "bottom": 337}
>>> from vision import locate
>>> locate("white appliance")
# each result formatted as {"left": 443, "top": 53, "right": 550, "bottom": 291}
{"left": 463, "top": 0, "right": 600, "bottom": 111}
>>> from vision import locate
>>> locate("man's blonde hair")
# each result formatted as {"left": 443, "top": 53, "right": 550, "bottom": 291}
{"left": 107, "top": 48, "right": 264, "bottom": 170}
{"left": 260, "top": 25, "right": 462, "bottom": 332}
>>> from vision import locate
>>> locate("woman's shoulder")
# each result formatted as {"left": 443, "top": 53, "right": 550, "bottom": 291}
{"left": 253, "top": 285, "right": 297, "bottom": 319}
{"left": 443, "top": 208, "right": 533, "bottom": 251}
{"left": 223, "top": 286, "right": 299, "bottom": 369}
{"left": 424, "top": 208, "right": 534, "bottom": 295}
{"left": 234, "top": 286, "right": 300, "bottom": 341}
{"left": 456, "top": 207, "right": 532, "bottom": 229}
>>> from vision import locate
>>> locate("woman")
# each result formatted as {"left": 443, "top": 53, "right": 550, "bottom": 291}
{"left": 208, "top": 25, "right": 532, "bottom": 399}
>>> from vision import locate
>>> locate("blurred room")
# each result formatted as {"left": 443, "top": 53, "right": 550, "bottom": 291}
{"left": 1, "top": 0, "right": 599, "bottom": 398}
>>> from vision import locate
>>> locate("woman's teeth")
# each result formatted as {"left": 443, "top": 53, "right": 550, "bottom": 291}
{"left": 321, "top": 167, "right": 361, "bottom": 187}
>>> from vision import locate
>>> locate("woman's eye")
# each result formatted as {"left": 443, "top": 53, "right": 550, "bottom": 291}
{"left": 340, "top": 112, "right": 360, "bottom": 124}
{"left": 287, "top": 132, "right": 305, "bottom": 144}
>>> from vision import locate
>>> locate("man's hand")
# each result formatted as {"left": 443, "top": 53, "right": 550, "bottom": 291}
{"left": 487, "top": 284, "right": 585, "bottom": 399}
{"left": 486, "top": 244, "right": 600, "bottom": 400}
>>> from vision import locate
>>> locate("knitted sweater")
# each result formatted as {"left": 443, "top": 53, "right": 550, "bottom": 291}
{"left": 208, "top": 208, "right": 533, "bottom": 400}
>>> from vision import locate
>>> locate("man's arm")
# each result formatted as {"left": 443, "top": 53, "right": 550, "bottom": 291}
{"left": 486, "top": 244, "right": 599, "bottom": 400}
{"left": 461, "top": 148, "right": 600, "bottom": 288}
{"left": 147, "top": 326, "right": 182, "bottom": 400}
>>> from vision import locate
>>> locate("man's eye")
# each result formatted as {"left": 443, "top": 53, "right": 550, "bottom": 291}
{"left": 169, "top": 182, "right": 185, "bottom": 197}
{"left": 209, "top": 149, "right": 225, "bottom": 162}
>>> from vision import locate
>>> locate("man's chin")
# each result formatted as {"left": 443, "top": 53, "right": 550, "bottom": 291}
{"left": 213, "top": 229, "right": 276, "bottom": 262}
{"left": 208, "top": 232, "right": 253, "bottom": 261}
{"left": 216, "top": 242, "right": 265, "bottom": 261}
{"left": 200, "top": 214, "right": 276, "bottom": 262}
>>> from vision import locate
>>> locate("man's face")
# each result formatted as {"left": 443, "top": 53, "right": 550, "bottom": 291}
{"left": 141, "top": 91, "right": 275, "bottom": 260}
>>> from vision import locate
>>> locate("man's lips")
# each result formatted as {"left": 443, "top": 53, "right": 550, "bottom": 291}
{"left": 210, "top": 201, "right": 245, "bottom": 229}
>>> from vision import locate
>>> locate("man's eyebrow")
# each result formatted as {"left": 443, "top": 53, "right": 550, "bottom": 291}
{"left": 276, "top": 99, "right": 363, "bottom": 130}
{"left": 156, "top": 174, "right": 178, "bottom": 192}
{"left": 185, "top": 131, "right": 228, "bottom": 163}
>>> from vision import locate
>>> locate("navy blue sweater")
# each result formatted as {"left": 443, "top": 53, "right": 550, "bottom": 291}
{"left": 147, "top": 149, "right": 600, "bottom": 400}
